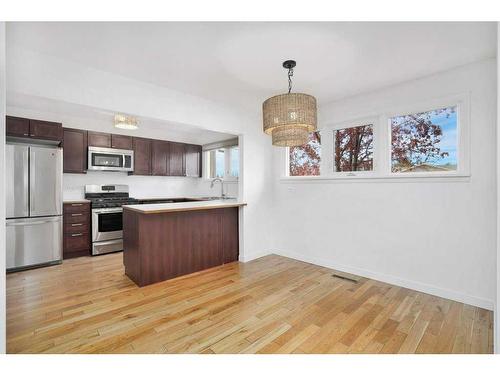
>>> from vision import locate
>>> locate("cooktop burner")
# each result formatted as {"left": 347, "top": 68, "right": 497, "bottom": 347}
{"left": 84, "top": 184, "right": 138, "bottom": 209}
{"left": 88, "top": 197, "right": 139, "bottom": 209}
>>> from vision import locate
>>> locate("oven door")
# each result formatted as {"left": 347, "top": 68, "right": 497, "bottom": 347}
{"left": 88, "top": 147, "right": 134, "bottom": 172}
{"left": 92, "top": 208, "right": 123, "bottom": 242}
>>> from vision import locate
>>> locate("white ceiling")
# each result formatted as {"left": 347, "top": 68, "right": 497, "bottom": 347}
{"left": 6, "top": 22, "right": 497, "bottom": 112}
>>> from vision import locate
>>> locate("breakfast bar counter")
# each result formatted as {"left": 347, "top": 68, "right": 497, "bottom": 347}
{"left": 122, "top": 200, "right": 246, "bottom": 286}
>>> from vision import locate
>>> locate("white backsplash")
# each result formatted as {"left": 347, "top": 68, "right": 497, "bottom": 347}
{"left": 63, "top": 171, "right": 239, "bottom": 200}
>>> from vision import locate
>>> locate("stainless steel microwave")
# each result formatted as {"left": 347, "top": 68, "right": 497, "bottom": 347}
{"left": 88, "top": 146, "right": 134, "bottom": 172}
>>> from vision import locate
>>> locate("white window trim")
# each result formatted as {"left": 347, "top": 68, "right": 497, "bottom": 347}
{"left": 281, "top": 92, "right": 471, "bottom": 182}
{"left": 203, "top": 146, "right": 239, "bottom": 183}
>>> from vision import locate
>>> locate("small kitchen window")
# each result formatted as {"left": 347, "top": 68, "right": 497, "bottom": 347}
{"left": 203, "top": 138, "right": 239, "bottom": 181}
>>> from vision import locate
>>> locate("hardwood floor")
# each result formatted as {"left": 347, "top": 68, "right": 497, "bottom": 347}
{"left": 6, "top": 254, "right": 493, "bottom": 354}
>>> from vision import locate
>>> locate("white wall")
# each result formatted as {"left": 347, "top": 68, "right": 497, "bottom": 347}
{"left": 0, "top": 21, "right": 6, "bottom": 354}
{"left": 272, "top": 59, "right": 497, "bottom": 310}
{"left": 6, "top": 47, "right": 274, "bottom": 262}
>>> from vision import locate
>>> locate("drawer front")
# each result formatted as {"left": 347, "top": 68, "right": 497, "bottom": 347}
{"left": 63, "top": 203, "right": 90, "bottom": 214}
{"left": 64, "top": 213, "right": 89, "bottom": 224}
{"left": 64, "top": 221, "right": 89, "bottom": 234}
{"left": 64, "top": 232, "right": 90, "bottom": 251}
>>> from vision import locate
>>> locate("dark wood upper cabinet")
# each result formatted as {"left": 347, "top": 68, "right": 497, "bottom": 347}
{"left": 168, "top": 142, "right": 185, "bottom": 176}
{"left": 111, "top": 134, "right": 133, "bottom": 150}
{"left": 184, "top": 144, "right": 202, "bottom": 177}
{"left": 63, "top": 128, "right": 88, "bottom": 174}
{"left": 6, "top": 116, "right": 30, "bottom": 137}
{"left": 130, "top": 137, "right": 152, "bottom": 175}
{"left": 7, "top": 115, "right": 204, "bottom": 177}
{"left": 87, "top": 131, "right": 111, "bottom": 148}
{"left": 29, "top": 119, "right": 63, "bottom": 142}
{"left": 6, "top": 116, "right": 62, "bottom": 143}
{"left": 151, "top": 140, "right": 169, "bottom": 176}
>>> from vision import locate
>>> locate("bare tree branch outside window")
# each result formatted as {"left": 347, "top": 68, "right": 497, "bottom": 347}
{"left": 334, "top": 124, "right": 374, "bottom": 172}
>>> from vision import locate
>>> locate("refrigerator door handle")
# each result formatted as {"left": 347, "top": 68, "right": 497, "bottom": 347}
{"left": 30, "top": 150, "right": 36, "bottom": 213}
{"left": 7, "top": 219, "right": 59, "bottom": 226}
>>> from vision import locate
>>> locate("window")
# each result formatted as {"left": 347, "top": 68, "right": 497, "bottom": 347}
{"left": 390, "top": 106, "right": 457, "bottom": 173}
{"left": 334, "top": 124, "right": 373, "bottom": 172}
{"left": 283, "top": 94, "right": 468, "bottom": 180}
{"left": 289, "top": 131, "right": 321, "bottom": 176}
{"left": 206, "top": 145, "right": 239, "bottom": 180}
{"left": 229, "top": 147, "right": 239, "bottom": 178}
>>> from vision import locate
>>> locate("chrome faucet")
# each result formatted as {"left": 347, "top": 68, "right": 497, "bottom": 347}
{"left": 210, "top": 178, "right": 225, "bottom": 199}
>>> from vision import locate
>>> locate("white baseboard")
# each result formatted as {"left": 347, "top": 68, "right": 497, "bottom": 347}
{"left": 270, "top": 249, "right": 494, "bottom": 311}
{"left": 239, "top": 250, "right": 272, "bottom": 263}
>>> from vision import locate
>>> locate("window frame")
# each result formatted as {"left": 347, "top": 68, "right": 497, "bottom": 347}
{"left": 286, "top": 131, "right": 322, "bottom": 177}
{"left": 330, "top": 119, "right": 378, "bottom": 178}
{"left": 204, "top": 145, "right": 239, "bottom": 182}
{"left": 281, "top": 92, "right": 471, "bottom": 182}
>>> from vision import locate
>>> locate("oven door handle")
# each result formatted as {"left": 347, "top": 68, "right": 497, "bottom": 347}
{"left": 92, "top": 208, "right": 123, "bottom": 214}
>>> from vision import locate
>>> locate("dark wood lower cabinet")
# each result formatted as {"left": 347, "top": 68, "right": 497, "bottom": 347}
{"left": 63, "top": 202, "right": 91, "bottom": 259}
{"left": 123, "top": 207, "right": 239, "bottom": 287}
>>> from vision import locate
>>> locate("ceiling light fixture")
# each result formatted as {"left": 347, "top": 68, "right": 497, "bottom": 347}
{"left": 114, "top": 114, "right": 139, "bottom": 130}
{"left": 262, "top": 60, "right": 317, "bottom": 147}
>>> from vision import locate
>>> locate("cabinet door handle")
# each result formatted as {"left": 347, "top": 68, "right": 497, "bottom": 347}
{"left": 71, "top": 223, "right": 83, "bottom": 227}
{"left": 71, "top": 213, "right": 83, "bottom": 217}
{"left": 71, "top": 203, "right": 83, "bottom": 207}
{"left": 23, "top": 133, "right": 29, "bottom": 136}
{"left": 71, "top": 233, "right": 83, "bottom": 237}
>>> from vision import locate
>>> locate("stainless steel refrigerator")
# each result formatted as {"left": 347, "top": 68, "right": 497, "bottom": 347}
{"left": 6, "top": 143, "right": 63, "bottom": 271}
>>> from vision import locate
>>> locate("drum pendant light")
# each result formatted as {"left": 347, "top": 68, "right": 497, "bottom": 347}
{"left": 262, "top": 60, "right": 317, "bottom": 147}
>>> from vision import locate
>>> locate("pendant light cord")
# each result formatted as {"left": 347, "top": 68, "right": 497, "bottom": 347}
{"left": 287, "top": 67, "right": 294, "bottom": 94}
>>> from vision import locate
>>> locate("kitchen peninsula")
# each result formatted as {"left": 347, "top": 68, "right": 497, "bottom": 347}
{"left": 123, "top": 200, "right": 246, "bottom": 286}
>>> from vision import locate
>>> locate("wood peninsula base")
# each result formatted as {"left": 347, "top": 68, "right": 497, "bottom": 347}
{"left": 123, "top": 205, "right": 241, "bottom": 287}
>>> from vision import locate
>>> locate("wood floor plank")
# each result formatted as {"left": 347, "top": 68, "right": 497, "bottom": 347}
{"left": 6, "top": 253, "right": 493, "bottom": 354}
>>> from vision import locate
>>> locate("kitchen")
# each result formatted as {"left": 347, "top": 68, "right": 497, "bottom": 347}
{"left": 1, "top": 21, "right": 497, "bottom": 358}
{"left": 5, "top": 112, "right": 245, "bottom": 283}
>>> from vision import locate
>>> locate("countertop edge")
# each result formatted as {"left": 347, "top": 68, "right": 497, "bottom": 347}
{"left": 123, "top": 202, "right": 247, "bottom": 214}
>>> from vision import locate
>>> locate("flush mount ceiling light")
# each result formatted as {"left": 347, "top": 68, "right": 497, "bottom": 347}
{"left": 114, "top": 114, "right": 139, "bottom": 130}
{"left": 262, "top": 60, "right": 317, "bottom": 147}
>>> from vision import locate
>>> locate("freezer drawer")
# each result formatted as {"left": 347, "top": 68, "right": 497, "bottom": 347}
{"left": 6, "top": 216, "right": 63, "bottom": 271}
{"left": 6, "top": 144, "right": 29, "bottom": 218}
{"left": 30, "top": 146, "right": 63, "bottom": 217}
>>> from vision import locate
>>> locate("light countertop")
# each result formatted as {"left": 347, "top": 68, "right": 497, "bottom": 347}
{"left": 63, "top": 199, "right": 90, "bottom": 204}
{"left": 123, "top": 199, "right": 246, "bottom": 214}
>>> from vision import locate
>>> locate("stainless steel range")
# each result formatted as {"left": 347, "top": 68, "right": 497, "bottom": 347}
{"left": 85, "top": 184, "right": 138, "bottom": 255}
